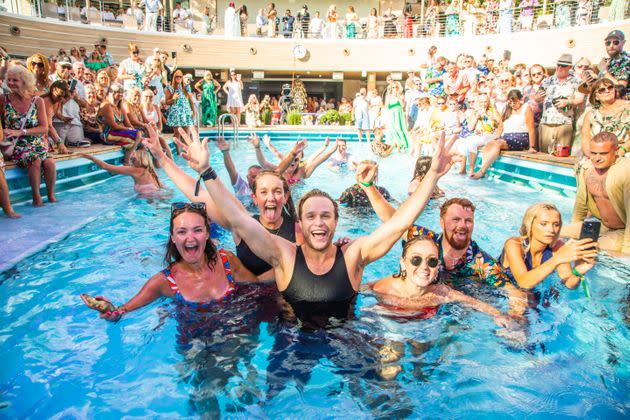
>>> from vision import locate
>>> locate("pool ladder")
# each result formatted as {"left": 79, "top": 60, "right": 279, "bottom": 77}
{"left": 218, "top": 114, "right": 240, "bottom": 146}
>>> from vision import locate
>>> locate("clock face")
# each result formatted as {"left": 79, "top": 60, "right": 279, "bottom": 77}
{"left": 293, "top": 44, "right": 307, "bottom": 59}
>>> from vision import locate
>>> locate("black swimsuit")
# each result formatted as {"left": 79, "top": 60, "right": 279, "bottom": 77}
{"left": 236, "top": 214, "right": 296, "bottom": 275}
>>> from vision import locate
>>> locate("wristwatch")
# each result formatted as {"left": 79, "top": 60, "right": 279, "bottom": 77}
{"left": 22, "top": 129, "right": 27, "bottom": 136}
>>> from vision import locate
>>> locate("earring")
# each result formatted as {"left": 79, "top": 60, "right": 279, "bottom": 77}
{"left": 400, "top": 270, "right": 407, "bottom": 280}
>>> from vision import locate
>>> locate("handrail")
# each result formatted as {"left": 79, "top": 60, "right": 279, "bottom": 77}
{"left": 217, "top": 113, "right": 239, "bottom": 146}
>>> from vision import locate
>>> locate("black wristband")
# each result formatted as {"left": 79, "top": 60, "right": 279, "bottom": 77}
{"left": 201, "top": 167, "right": 217, "bottom": 181}
{"left": 194, "top": 167, "right": 217, "bottom": 196}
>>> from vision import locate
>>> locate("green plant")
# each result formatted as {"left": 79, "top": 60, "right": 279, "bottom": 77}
{"left": 287, "top": 110, "right": 303, "bottom": 125}
{"left": 261, "top": 109, "right": 272, "bottom": 125}
{"left": 319, "top": 110, "right": 342, "bottom": 125}
{"left": 340, "top": 112, "right": 353, "bottom": 126}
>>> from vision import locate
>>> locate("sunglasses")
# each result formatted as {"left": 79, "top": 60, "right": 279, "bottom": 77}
{"left": 596, "top": 85, "right": 614, "bottom": 94}
{"left": 530, "top": 71, "right": 543, "bottom": 77}
{"left": 409, "top": 255, "right": 440, "bottom": 268}
{"left": 605, "top": 40, "right": 620, "bottom": 46}
{"left": 132, "top": 50, "right": 140, "bottom": 54}
{"left": 61, "top": 65, "right": 72, "bottom": 70}
{"left": 32, "top": 61, "right": 45, "bottom": 68}
{"left": 557, "top": 64, "right": 570, "bottom": 68}
{"left": 576, "top": 65, "right": 590, "bottom": 69}
{"left": 437, "top": 101, "right": 446, "bottom": 105}
{"left": 171, "top": 202, "right": 206, "bottom": 215}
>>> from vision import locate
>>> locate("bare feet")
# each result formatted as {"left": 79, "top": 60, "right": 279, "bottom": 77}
{"left": 33, "top": 198, "right": 44, "bottom": 207}
{"left": 471, "top": 171, "right": 486, "bottom": 179}
{"left": 5, "top": 211, "right": 22, "bottom": 219}
{"left": 48, "top": 195, "right": 58, "bottom": 203}
{"left": 467, "top": 170, "right": 475, "bottom": 177}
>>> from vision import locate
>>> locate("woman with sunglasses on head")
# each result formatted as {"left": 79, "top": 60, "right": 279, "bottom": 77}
{"left": 165, "top": 69, "right": 198, "bottom": 147}
{"left": 82, "top": 201, "right": 261, "bottom": 321}
{"left": 26, "top": 54, "right": 51, "bottom": 96}
{"left": 581, "top": 78, "right": 629, "bottom": 157}
{"left": 117, "top": 43, "right": 144, "bottom": 91}
{"left": 364, "top": 235, "right": 510, "bottom": 325}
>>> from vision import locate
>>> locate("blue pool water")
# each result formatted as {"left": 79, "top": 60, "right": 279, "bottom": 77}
{"left": 1, "top": 141, "right": 629, "bottom": 418}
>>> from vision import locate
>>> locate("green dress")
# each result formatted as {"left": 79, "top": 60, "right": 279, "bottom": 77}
{"left": 201, "top": 80, "right": 218, "bottom": 126}
{"left": 386, "top": 98, "right": 409, "bottom": 151}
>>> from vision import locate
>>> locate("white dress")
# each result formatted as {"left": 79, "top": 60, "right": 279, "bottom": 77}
{"left": 224, "top": 6, "right": 237, "bottom": 37}
{"left": 226, "top": 81, "right": 243, "bottom": 108}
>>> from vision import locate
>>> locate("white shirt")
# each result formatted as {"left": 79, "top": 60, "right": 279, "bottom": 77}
{"left": 309, "top": 17, "right": 323, "bottom": 34}
{"left": 172, "top": 7, "right": 189, "bottom": 20}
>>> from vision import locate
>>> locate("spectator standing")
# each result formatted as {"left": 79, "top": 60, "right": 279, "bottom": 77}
{"left": 127, "top": 0, "right": 145, "bottom": 29}
{"left": 165, "top": 70, "right": 197, "bottom": 143}
{"left": 353, "top": 88, "right": 371, "bottom": 142}
{"left": 403, "top": 3, "right": 413, "bottom": 38}
{"left": 325, "top": 4, "right": 338, "bottom": 39}
{"left": 366, "top": 8, "right": 379, "bottom": 38}
{"left": 519, "top": 0, "right": 538, "bottom": 30}
{"left": 296, "top": 5, "right": 310, "bottom": 38}
{"left": 173, "top": 2, "right": 195, "bottom": 33}
{"left": 256, "top": 8, "right": 268, "bottom": 36}
{"left": 282, "top": 9, "right": 295, "bottom": 38}
{"left": 223, "top": 70, "right": 244, "bottom": 123}
{"left": 536, "top": 53, "right": 585, "bottom": 153}
{"left": 598, "top": 30, "right": 629, "bottom": 100}
{"left": 238, "top": 5, "right": 249, "bottom": 36}
{"left": 195, "top": 71, "right": 220, "bottom": 127}
{"left": 425, "top": 56, "right": 447, "bottom": 97}
{"left": 554, "top": 0, "right": 571, "bottom": 28}
{"left": 382, "top": 7, "right": 397, "bottom": 38}
{"left": 140, "top": 0, "right": 161, "bottom": 31}
{"left": 424, "top": 0, "right": 439, "bottom": 36}
{"left": 118, "top": 43, "right": 144, "bottom": 90}
{"left": 498, "top": 0, "right": 512, "bottom": 33}
{"left": 445, "top": 1, "right": 461, "bottom": 37}
{"left": 485, "top": 0, "right": 499, "bottom": 33}
{"left": 266, "top": 2, "right": 277, "bottom": 37}
{"left": 345, "top": 5, "right": 359, "bottom": 39}
{"left": 575, "top": 0, "right": 592, "bottom": 25}
{"left": 608, "top": 0, "right": 627, "bottom": 20}
{"left": 202, "top": 7, "right": 215, "bottom": 34}
{"left": 309, "top": 10, "right": 323, "bottom": 38}
{"left": 95, "top": 44, "right": 114, "bottom": 67}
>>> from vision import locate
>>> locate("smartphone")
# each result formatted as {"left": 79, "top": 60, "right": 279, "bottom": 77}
{"left": 69, "top": 78, "right": 77, "bottom": 92}
{"left": 579, "top": 217, "right": 601, "bottom": 242}
{"left": 503, "top": 50, "right": 512, "bottom": 61}
{"left": 171, "top": 51, "right": 177, "bottom": 59}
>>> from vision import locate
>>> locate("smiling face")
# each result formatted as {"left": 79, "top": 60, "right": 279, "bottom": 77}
{"left": 170, "top": 212, "right": 209, "bottom": 264}
{"left": 6, "top": 73, "right": 23, "bottom": 93}
{"left": 530, "top": 209, "right": 561, "bottom": 246}
{"left": 253, "top": 173, "right": 287, "bottom": 224}
{"left": 299, "top": 196, "right": 338, "bottom": 251}
{"left": 605, "top": 36, "right": 624, "bottom": 58}
{"left": 440, "top": 204, "right": 474, "bottom": 250}
{"left": 400, "top": 239, "right": 440, "bottom": 288}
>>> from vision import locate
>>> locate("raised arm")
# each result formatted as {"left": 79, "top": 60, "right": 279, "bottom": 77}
{"left": 303, "top": 138, "right": 337, "bottom": 178}
{"left": 216, "top": 137, "right": 239, "bottom": 186}
{"left": 276, "top": 139, "right": 307, "bottom": 175}
{"left": 142, "top": 125, "right": 228, "bottom": 227}
{"left": 348, "top": 133, "right": 453, "bottom": 267}
{"left": 262, "top": 134, "right": 285, "bottom": 160}
{"left": 250, "top": 134, "right": 278, "bottom": 169}
{"left": 80, "top": 153, "right": 142, "bottom": 177}
{"left": 357, "top": 166, "right": 397, "bottom": 222}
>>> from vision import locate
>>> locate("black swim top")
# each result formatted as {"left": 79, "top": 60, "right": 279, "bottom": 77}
{"left": 236, "top": 214, "right": 296, "bottom": 275}
{"left": 282, "top": 245, "right": 356, "bottom": 303}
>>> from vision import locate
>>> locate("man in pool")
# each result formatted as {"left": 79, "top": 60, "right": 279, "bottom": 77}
{"left": 561, "top": 132, "right": 630, "bottom": 255}
{"left": 359, "top": 180, "right": 508, "bottom": 286}
{"left": 176, "top": 131, "right": 454, "bottom": 314}
{"left": 327, "top": 138, "right": 358, "bottom": 171}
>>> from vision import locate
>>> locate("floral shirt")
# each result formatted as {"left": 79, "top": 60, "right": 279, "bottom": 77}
{"left": 426, "top": 66, "right": 446, "bottom": 96}
{"left": 540, "top": 74, "right": 582, "bottom": 125}
{"left": 606, "top": 51, "right": 630, "bottom": 100}
{"left": 405, "top": 225, "right": 508, "bottom": 287}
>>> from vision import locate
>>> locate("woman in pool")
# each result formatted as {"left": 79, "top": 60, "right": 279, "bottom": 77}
{"left": 79, "top": 146, "right": 163, "bottom": 196}
{"left": 365, "top": 235, "right": 511, "bottom": 326}
{"left": 82, "top": 202, "right": 260, "bottom": 320}
{"left": 500, "top": 203, "right": 598, "bottom": 291}
{"left": 142, "top": 128, "right": 302, "bottom": 280}
{"left": 408, "top": 156, "right": 444, "bottom": 198}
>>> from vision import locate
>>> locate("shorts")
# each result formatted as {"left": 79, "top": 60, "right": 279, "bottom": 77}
{"left": 502, "top": 132, "right": 529, "bottom": 151}
{"left": 53, "top": 122, "right": 85, "bottom": 143}
{"left": 539, "top": 123, "right": 573, "bottom": 153}
{"left": 102, "top": 129, "right": 139, "bottom": 149}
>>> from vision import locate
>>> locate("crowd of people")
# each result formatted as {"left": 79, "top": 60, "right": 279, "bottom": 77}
{"left": 39, "top": 0, "right": 629, "bottom": 37}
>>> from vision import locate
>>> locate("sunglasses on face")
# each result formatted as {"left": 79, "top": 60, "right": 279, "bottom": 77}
{"left": 530, "top": 71, "right": 543, "bottom": 77}
{"left": 437, "top": 101, "right": 446, "bottom": 105}
{"left": 409, "top": 255, "right": 440, "bottom": 268}
{"left": 557, "top": 64, "right": 570, "bottom": 68}
{"left": 132, "top": 50, "right": 140, "bottom": 54}
{"left": 171, "top": 201, "right": 206, "bottom": 215}
{"left": 32, "top": 61, "right": 44, "bottom": 68}
{"left": 596, "top": 85, "right": 614, "bottom": 94}
{"left": 576, "top": 65, "right": 590, "bottom": 69}
{"left": 605, "top": 40, "right": 620, "bottom": 46}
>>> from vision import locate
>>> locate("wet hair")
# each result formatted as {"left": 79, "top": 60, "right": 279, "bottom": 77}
{"left": 252, "top": 170, "right": 297, "bottom": 219}
{"left": 591, "top": 131, "right": 619, "bottom": 147}
{"left": 393, "top": 235, "right": 439, "bottom": 280}
{"left": 440, "top": 197, "right": 475, "bottom": 218}
{"left": 502, "top": 89, "right": 523, "bottom": 121}
{"left": 519, "top": 203, "right": 561, "bottom": 252}
{"left": 297, "top": 189, "right": 339, "bottom": 220}
{"left": 132, "top": 147, "right": 162, "bottom": 188}
{"left": 589, "top": 78, "right": 616, "bottom": 107}
{"left": 412, "top": 156, "right": 432, "bottom": 181}
{"left": 165, "top": 207, "right": 217, "bottom": 268}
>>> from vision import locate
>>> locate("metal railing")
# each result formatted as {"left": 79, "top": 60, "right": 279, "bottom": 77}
{"left": 217, "top": 113, "right": 239, "bottom": 145}
{"left": 11, "top": 1, "right": 630, "bottom": 39}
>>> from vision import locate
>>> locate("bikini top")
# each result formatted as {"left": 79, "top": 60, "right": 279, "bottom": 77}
{"left": 162, "top": 249, "right": 236, "bottom": 309}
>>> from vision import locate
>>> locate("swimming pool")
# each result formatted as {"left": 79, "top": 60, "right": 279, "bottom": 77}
{"left": 1, "top": 141, "right": 629, "bottom": 417}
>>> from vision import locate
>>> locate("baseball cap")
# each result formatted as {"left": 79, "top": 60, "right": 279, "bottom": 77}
{"left": 605, "top": 30, "right": 625, "bottom": 41}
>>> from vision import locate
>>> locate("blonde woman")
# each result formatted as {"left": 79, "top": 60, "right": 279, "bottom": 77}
{"left": 117, "top": 43, "right": 144, "bottom": 90}
{"left": 243, "top": 94, "right": 262, "bottom": 127}
{"left": 500, "top": 203, "right": 597, "bottom": 290}
{"left": 325, "top": 4, "right": 338, "bottom": 39}
{"left": 194, "top": 70, "right": 220, "bottom": 126}
{"left": 80, "top": 147, "right": 163, "bottom": 196}
{"left": 26, "top": 54, "right": 51, "bottom": 96}
{"left": 123, "top": 86, "right": 150, "bottom": 132}
{"left": 141, "top": 89, "right": 173, "bottom": 161}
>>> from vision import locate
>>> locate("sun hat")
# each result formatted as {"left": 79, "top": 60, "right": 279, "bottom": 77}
{"left": 556, "top": 53, "right": 573, "bottom": 66}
